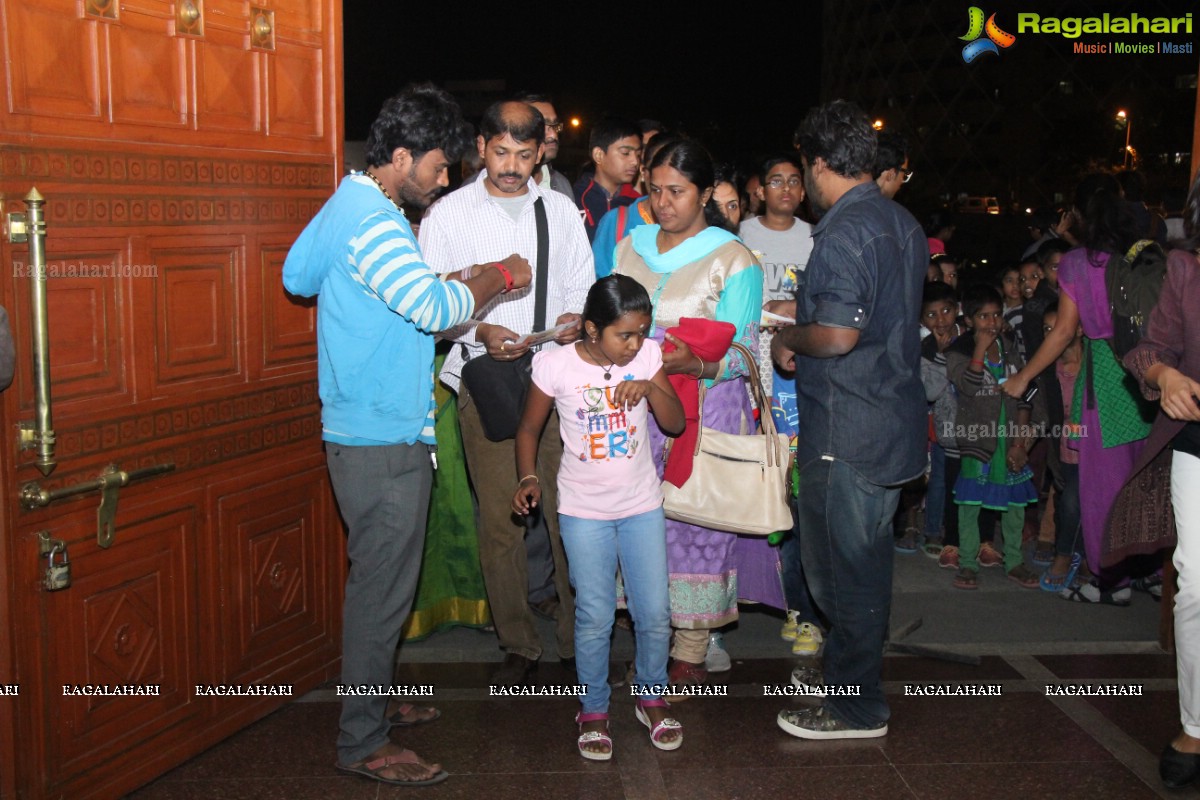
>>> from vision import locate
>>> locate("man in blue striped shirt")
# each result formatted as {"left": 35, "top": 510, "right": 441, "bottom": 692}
{"left": 283, "top": 84, "right": 530, "bottom": 787}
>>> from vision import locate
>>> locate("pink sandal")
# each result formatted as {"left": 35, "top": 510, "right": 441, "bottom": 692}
{"left": 635, "top": 699, "right": 682, "bottom": 751}
{"left": 575, "top": 711, "right": 612, "bottom": 761}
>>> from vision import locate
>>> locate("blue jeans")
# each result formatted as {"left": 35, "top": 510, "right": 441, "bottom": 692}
{"left": 1054, "top": 462, "right": 1082, "bottom": 558}
{"left": 780, "top": 505, "right": 821, "bottom": 626}
{"left": 796, "top": 457, "right": 899, "bottom": 728}
{"left": 559, "top": 508, "right": 671, "bottom": 714}
{"left": 923, "top": 443, "right": 946, "bottom": 538}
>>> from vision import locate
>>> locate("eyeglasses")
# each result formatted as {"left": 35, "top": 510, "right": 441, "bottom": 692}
{"left": 766, "top": 176, "right": 803, "bottom": 189}
{"left": 545, "top": 122, "right": 564, "bottom": 133}
{"left": 899, "top": 167, "right": 914, "bottom": 183}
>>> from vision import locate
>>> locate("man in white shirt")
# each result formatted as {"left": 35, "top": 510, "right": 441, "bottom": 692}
{"left": 420, "top": 100, "right": 593, "bottom": 685}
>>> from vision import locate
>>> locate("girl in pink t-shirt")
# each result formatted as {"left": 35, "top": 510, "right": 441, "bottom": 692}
{"left": 512, "top": 275, "right": 684, "bottom": 762}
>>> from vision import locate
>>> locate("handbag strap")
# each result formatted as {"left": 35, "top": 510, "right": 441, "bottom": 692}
{"left": 694, "top": 341, "right": 784, "bottom": 469}
{"left": 532, "top": 196, "right": 548, "bottom": 332}
{"left": 459, "top": 195, "right": 550, "bottom": 364}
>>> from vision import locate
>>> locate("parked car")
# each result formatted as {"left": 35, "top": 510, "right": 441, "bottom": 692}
{"left": 958, "top": 196, "right": 1001, "bottom": 215}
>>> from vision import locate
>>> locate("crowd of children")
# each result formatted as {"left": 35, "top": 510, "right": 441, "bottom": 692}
{"left": 909, "top": 192, "right": 1166, "bottom": 601}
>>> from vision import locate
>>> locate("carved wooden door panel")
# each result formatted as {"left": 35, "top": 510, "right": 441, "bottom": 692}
{"left": 0, "top": 2, "right": 343, "bottom": 798}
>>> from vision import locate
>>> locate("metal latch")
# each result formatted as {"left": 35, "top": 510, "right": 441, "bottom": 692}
{"left": 21, "top": 462, "right": 176, "bottom": 547}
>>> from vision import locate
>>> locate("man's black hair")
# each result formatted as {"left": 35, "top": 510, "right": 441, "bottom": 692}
{"left": 961, "top": 283, "right": 1003, "bottom": 320}
{"left": 925, "top": 210, "right": 957, "bottom": 238}
{"left": 514, "top": 91, "right": 553, "bottom": 106}
{"left": 638, "top": 118, "right": 665, "bottom": 136}
{"left": 364, "top": 83, "right": 474, "bottom": 168}
{"left": 759, "top": 153, "right": 803, "bottom": 183}
{"left": 922, "top": 280, "right": 957, "bottom": 308}
{"left": 479, "top": 100, "right": 545, "bottom": 145}
{"left": 1035, "top": 238, "right": 1071, "bottom": 268}
{"left": 590, "top": 117, "right": 642, "bottom": 153}
{"left": 793, "top": 100, "right": 877, "bottom": 178}
{"left": 872, "top": 131, "right": 908, "bottom": 178}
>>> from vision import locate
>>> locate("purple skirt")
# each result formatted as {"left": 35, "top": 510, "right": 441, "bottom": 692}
{"left": 650, "top": 373, "right": 785, "bottom": 629}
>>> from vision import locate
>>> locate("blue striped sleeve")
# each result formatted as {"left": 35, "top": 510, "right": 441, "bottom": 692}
{"left": 349, "top": 213, "right": 475, "bottom": 332}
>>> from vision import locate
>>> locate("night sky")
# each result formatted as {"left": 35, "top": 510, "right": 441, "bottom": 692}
{"left": 343, "top": 3, "right": 824, "bottom": 172}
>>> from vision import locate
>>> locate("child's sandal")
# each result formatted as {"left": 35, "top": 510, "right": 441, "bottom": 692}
{"left": 953, "top": 567, "right": 979, "bottom": 590}
{"left": 635, "top": 699, "right": 682, "bottom": 751}
{"left": 575, "top": 712, "right": 612, "bottom": 761}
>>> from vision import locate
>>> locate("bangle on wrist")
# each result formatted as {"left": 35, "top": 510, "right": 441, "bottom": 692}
{"left": 694, "top": 357, "right": 705, "bottom": 379}
{"left": 518, "top": 474, "right": 538, "bottom": 485}
{"left": 492, "top": 262, "right": 514, "bottom": 293}
{"left": 970, "top": 358, "right": 984, "bottom": 367}
{"left": 461, "top": 264, "right": 474, "bottom": 281}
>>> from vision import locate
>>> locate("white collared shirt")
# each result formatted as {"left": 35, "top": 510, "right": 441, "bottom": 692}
{"left": 419, "top": 170, "right": 594, "bottom": 392}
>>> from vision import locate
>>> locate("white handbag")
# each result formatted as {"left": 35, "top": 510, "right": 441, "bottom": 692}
{"left": 662, "top": 342, "right": 793, "bottom": 535}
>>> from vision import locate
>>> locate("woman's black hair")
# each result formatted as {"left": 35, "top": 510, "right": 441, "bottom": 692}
{"left": 1072, "top": 172, "right": 1138, "bottom": 262}
{"left": 364, "top": 83, "right": 474, "bottom": 167}
{"left": 960, "top": 283, "right": 1003, "bottom": 319}
{"left": 648, "top": 139, "right": 726, "bottom": 230}
{"left": 582, "top": 275, "right": 652, "bottom": 333}
{"left": 710, "top": 163, "right": 741, "bottom": 233}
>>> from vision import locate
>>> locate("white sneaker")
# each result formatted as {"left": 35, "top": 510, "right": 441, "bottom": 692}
{"left": 780, "top": 609, "right": 801, "bottom": 641}
{"left": 705, "top": 632, "right": 732, "bottom": 672}
{"left": 792, "top": 622, "right": 824, "bottom": 656}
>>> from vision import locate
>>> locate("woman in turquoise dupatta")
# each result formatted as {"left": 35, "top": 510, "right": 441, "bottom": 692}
{"left": 616, "top": 139, "right": 780, "bottom": 688}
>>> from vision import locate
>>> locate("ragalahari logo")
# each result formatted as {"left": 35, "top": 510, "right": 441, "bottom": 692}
{"left": 960, "top": 7, "right": 1016, "bottom": 62}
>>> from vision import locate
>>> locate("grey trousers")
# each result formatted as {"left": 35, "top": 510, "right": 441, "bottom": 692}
{"left": 327, "top": 442, "right": 431, "bottom": 765}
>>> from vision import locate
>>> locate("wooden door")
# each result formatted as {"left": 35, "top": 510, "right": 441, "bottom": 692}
{"left": 0, "top": 2, "right": 344, "bottom": 797}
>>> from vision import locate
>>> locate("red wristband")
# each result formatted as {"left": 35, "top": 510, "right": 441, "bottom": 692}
{"left": 969, "top": 358, "right": 984, "bottom": 368}
{"left": 492, "top": 262, "right": 514, "bottom": 293}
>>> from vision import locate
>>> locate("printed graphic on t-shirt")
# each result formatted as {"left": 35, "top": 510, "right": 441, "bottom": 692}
{"left": 571, "top": 377, "right": 641, "bottom": 462}
{"left": 763, "top": 262, "right": 802, "bottom": 302}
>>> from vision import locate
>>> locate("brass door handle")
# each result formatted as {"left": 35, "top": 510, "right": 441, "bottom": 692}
{"left": 8, "top": 188, "right": 55, "bottom": 476}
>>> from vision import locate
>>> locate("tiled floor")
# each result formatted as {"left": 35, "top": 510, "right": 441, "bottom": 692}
{"left": 127, "top": 554, "right": 1192, "bottom": 799}
{"left": 125, "top": 649, "right": 1197, "bottom": 799}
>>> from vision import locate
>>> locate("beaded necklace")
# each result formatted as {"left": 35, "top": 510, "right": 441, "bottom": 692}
{"left": 363, "top": 170, "right": 401, "bottom": 212}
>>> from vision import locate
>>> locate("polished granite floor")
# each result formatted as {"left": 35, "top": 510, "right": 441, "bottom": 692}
{"left": 127, "top": 552, "right": 1194, "bottom": 800}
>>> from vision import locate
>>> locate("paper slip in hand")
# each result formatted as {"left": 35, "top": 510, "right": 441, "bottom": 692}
{"left": 761, "top": 310, "right": 795, "bottom": 327}
{"left": 512, "top": 320, "right": 579, "bottom": 348}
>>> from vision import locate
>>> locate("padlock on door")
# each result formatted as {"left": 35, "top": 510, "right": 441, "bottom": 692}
{"left": 43, "top": 541, "right": 70, "bottom": 592}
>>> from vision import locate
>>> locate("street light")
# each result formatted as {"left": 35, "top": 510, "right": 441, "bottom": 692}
{"left": 872, "top": 119, "right": 884, "bottom": 131}
{"left": 1116, "top": 110, "right": 1131, "bottom": 168}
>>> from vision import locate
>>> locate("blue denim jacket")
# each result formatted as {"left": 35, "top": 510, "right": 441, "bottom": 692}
{"left": 792, "top": 181, "right": 928, "bottom": 485}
